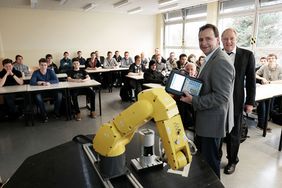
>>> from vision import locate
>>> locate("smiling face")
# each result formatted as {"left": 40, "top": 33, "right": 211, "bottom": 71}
{"left": 221, "top": 29, "right": 237, "bottom": 53}
{"left": 199, "top": 28, "right": 219, "bottom": 56}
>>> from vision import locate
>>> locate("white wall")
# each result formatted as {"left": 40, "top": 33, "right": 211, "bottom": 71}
{"left": 0, "top": 8, "right": 157, "bottom": 68}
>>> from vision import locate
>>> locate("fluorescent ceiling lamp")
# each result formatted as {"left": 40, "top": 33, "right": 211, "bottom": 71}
{"left": 127, "top": 7, "right": 142, "bottom": 14}
{"left": 59, "top": 0, "right": 68, "bottom": 5}
{"left": 159, "top": 3, "right": 178, "bottom": 12}
{"left": 30, "top": 0, "right": 38, "bottom": 9}
{"left": 83, "top": 3, "right": 96, "bottom": 12}
{"left": 158, "top": 0, "right": 177, "bottom": 6}
{"left": 113, "top": 0, "right": 129, "bottom": 8}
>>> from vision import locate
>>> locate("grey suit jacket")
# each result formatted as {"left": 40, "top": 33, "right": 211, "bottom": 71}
{"left": 192, "top": 48, "right": 235, "bottom": 138}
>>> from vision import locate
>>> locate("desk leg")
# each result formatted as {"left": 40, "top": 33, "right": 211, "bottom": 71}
{"left": 99, "top": 87, "right": 102, "bottom": 116}
{"left": 263, "top": 99, "right": 271, "bottom": 137}
{"left": 65, "top": 88, "right": 72, "bottom": 120}
{"left": 279, "top": 128, "right": 282, "bottom": 151}
{"left": 28, "top": 92, "right": 34, "bottom": 126}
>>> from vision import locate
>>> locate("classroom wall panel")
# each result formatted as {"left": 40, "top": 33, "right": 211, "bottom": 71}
{"left": 0, "top": 8, "right": 157, "bottom": 67}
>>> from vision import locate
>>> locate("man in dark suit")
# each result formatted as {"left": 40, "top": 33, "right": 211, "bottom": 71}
{"left": 221, "top": 28, "right": 256, "bottom": 174}
{"left": 181, "top": 24, "right": 235, "bottom": 178}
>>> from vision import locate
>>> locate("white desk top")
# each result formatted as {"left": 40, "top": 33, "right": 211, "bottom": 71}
{"left": 65, "top": 80, "right": 101, "bottom": 88}
{"left": 126, "top": 74, "right": 144, "bottom": 80}
{"left": 23, "top": 73, "right": 67, "bottom": 81}
{"left": 86, "top": 67, "right": 128, "bottom": 74}
{"left": 255, "top": 83, "right": 282, "bottom": 101}
{"left": 0, "top": 85, "right": 28, "bottom": 94}
{"left": 27, "top": 82, "right": 68, "bottom": 92}
{"left": 143, "top": 83, "right": 165, "bottom": 89}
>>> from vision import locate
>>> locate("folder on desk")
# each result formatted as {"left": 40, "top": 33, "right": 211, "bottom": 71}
{"left": 165, "top": 70, "right": 203, "bottom": 96}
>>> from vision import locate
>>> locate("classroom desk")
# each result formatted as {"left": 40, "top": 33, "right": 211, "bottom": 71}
{"left": 87, "top": 67, "right": 129, "bottom": 92}
{"left": 65, "top": 80, "right": 102, "bottom": 117}
{"left": 0, "top": 85, "right": 29, "bottom": 125}
{"left": 23, "top": 73, "right": 68, "bottom": 81}
{"left": 3, "top": 134, "right": 224, "bottom": 188}
{"left": 27, "top": 80, "right": 102, "bottom": 122}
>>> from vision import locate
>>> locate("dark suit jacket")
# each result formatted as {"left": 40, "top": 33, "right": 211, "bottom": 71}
{"left": 233, "top": 47, "right": 256, "bottom": 115}
{"left": 192, "top": 48, "right": 235, "bottom": 138}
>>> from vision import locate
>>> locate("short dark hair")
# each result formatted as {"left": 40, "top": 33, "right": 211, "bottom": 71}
{"left": 90, "top": 52, "right": 95, "bottom": 56}
{"left": 72, "top": 57, "right": 79, "bottom": 62}
{"left": 38, "top": 58, "right": 47, "bottom": 64}
{"left": 199, "top": 24, "right": 219, "bottom": 38}
{"left": 107, "top": 51, "right": 112, "bottom": 56}
{"left": 63, "top": 51, "right": 69, "bottom": 55}
{"left": 179, "top": 54, "right": 187, "bottom": 59}
{"left": 149, "top": 60, "right": 156, "bottom": 68}
{"left": 134, "top": 55, "right": 140, "bottom": 61}
{"left": 2, "top": 58, "right": 13, "bottom": 66}
{"left": 45, "top": 54, "right": 52, "bottom": 59}
{"left": 15, "top": 55, "right": 23, "bottom": 61}
{"left": 77, "top": 51, "right": 81, "bottom": 54}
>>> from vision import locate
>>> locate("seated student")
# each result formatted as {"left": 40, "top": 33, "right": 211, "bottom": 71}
{"left": 30, "top": 58, "right": 62, "bottom": 123}
{"left": 187, "top": 54, "right": 196, "bottom": 64}
{"left": 151, "top": 48, "right": 166, "bottom": 63}
{"left": 256, "top": 53, "right": 282, "bottom": 130}
{"left": 128, "top": 55, "right": 146, "bottom": 99}
{"left": 256, "top": 56, "right": 268, "bottom": 72}
{"left": 86, "top": 52, "right": 101, "bottom": 70}
{"left": 0, "top": 58, "right": 24, "bottom": 118}
{"left": 13, "top": 55, "right": 31, "bottom": 76}
{"left": 166, "top": 52, "right": 178, "bottom": 71}
{"left": 76, "top": 50, "right": 86, "bottom": 66}
{"left": 67, "top": 58, "right": 96, "bottom": 121}
{"left": 120, "top": 51, "right": 134, "bottom": 68}
{"left": 140, "top": 52, "right": 149, "bottom": 68}
{"left": 176, "top": 63, "right": 197, "bottom": 129}
{"left": 95, "top": 51, "right": 105, "bottom": 66}
{"left": 113, "top": 50, "right": 122, "bottom": 63}
{"left": 195, "top": 55, "right": 205, "bottom": 73}
{"left": 46, "top": 54, "right": 59, "bottom": 74}
{"left": 59, "top": 51, "right": 72, "bottom": 73}
{"left": 104, "top": 51, "right": 118, "bottom": 69}
{"left": 176, "top": 54, "right": 188, "bottom": 70}
{"left": 155, "top": 54, "right": 167, "bottom": 73}
{"left": 144, "top": 60, "right": 164, "bottom": 84}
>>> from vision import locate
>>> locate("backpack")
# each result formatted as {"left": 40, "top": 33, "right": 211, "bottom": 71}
{"left": 119, "top": 86, "right": 131, "bottom": 101}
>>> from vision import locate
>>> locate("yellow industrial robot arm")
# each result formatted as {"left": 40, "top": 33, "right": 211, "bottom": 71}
{"left": 93, "top": 88, "right": 192, "bottom": 170}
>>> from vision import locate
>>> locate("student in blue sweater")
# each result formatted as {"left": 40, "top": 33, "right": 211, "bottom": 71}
{"left": 30, "top": 58, "right": 62, "bottom": 122}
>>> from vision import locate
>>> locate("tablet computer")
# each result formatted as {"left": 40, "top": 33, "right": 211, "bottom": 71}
{"left": 165, "top": 70, "right": 203, "bottom": 96}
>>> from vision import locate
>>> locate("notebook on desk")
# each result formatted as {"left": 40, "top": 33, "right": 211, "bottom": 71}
{"left": 165, "top": 70, "right": 203, "bottom": 96}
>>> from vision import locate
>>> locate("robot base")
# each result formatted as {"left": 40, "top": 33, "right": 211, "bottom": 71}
{"left": 131, "top": 155, "right": 163, "bottom": 171}
{"left": 83, "top": 143, "right": 143, "bottom": 188}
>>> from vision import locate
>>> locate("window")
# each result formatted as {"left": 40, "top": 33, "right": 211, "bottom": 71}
{"left": 220, "top": 0, "right": 255, "bottom": 14}
{"left": 260, "top": 0, "right": 282, "bottom": 7}
{"left": 218, "top": 16, "right": 254, "bottom": 48}
{"left": 184, "top": 21, "right": 206, "bottom": 47}
{"left": 165, "top": 24, "right": 183, "bottom": 46}
{"left": 257, "top": 12, "right": 282, "bottom": 48}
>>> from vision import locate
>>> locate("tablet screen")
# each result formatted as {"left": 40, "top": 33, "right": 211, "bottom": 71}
{"left": 165, "top": 70, "right": 203, "bottom": 96}
{"left": 170, "top": 73, "right": 185, "bottom": 92}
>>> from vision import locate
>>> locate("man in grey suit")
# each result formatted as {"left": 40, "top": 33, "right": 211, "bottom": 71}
{"left": 221, "top": 28, "right": 256, "bottom": 175}
{"left": 181, "top": 24, "right": 235, "bottom": 178}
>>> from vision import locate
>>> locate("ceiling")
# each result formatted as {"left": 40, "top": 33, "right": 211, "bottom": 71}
{"left": 0, "top": 0, "right": 217, "bottom": 15}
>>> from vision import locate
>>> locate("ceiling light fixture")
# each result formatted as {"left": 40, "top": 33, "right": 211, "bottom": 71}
{"left": 127, "top": 7, "right": 142, "bottom": 14}
{"left": 30, "top": 0, "right": 38, "bottom": 9}
{"left": 59, "top": 0, "right": 68, "bottom": 5}
{"left": 83, "top": 3, "right": 96, "bottom": 12}
{"left": 159, "top": 3, "right": 178, "bottom": 12}
{"left": 113, "top": 0, "right": 129, "bottom": 8}
{"left": 158, "top": 0, "right": 177, "bottom": 6}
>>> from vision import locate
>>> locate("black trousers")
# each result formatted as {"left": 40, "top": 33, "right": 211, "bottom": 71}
{"left": 70, "top": 88, "right": 95, "bottom": 114}
{"left": 195, "top": 135, "right": 221, "bottom": 179}
{"left": 225, "top": 113, "right": 242, "bottom": 164}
